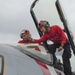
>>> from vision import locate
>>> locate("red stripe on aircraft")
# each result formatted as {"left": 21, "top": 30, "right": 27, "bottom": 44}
{"left": 35, "top": 46, "right": 51, "bottom": 75}
{"left": 35, "top": 60, "right": 51, "bottom": 75}
{"left": 35, "top": 46, "right": 41, "bottom": 51}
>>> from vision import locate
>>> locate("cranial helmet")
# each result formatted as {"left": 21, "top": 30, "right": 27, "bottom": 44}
{"left": 38, "top": 20, "right": 50, "bottom": 29}
{"left": 20, "top": 29, "right": 30, "bottom": 38}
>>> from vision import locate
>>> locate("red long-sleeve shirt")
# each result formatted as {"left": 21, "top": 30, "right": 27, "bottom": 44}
{"left": 18, "top": 40, "right": 31, "bottom": 43}
{"left": 34, "top": 25, "right": 67, "bottom": 44}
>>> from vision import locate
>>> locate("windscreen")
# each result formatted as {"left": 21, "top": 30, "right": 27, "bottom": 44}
{"left": 9, "top": 43, "right": 53, "bottom": 66}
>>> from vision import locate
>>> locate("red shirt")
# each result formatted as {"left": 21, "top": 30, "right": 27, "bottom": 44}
{"left": 18, "top": 39, "right": 41, "bottom": 51}
{"left": 34, "top": 25, "right": 67, "bottom": 44}
{"left": 18, "top": 40, "right": 31, "bottom": 43}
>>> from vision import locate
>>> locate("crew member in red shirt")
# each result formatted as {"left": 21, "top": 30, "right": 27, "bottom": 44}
{"left": 31, "top": 20, "right": 72, "bottom": 75}
{"left": 18, "top": 29, "right": 41, "bottom": 51}
{"left": 18, "top": 29, "right": 32, "bottom": 43}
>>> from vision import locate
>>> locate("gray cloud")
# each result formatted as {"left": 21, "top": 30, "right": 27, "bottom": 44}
{"left": 0, "top": 0, "right": 75, "bottom": 43}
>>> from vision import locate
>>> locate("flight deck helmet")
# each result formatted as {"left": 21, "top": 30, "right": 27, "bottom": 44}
{"left": 20, "top": 29, "right": 30, "bottom": 38}
{"left": 38, "top": 20, "right": 50, "bottom": 29}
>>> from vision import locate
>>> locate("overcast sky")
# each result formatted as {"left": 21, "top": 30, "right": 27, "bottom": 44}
{"left": 0, "top": 0, "right": 75, "bottom": 43}
{"left": 0, "top": 0, "right": 75, "bottom": 71}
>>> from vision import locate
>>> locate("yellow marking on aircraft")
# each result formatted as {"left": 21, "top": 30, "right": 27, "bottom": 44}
{"left": 3, "top": 57, "right": 6, "bottom": 75}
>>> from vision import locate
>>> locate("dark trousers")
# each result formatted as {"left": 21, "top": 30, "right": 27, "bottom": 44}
{"left": 48, "top": 40, "right": 72, "bottom": 75}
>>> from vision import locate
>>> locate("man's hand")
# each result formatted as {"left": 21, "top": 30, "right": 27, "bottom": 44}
{"left": 29, "top": 38, "right": 35, "bottom": 43}
{"left": 58, "top": 46, "right": 63, "bottom": 52}
{"left": 58, "top": 44, "right": 64, "bottom": 51}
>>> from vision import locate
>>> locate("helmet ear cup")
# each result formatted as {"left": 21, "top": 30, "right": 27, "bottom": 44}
{"left": 20, "top": 33, "right": 23, "bottom": 38}
{"left": 42, "top": 21, "right": 50, "bottom": 28}
{"left": 45, "top": 22, "right": 49, "bottom": 27}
